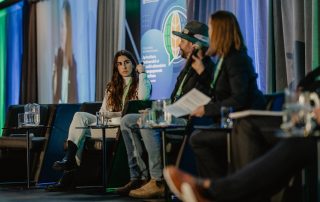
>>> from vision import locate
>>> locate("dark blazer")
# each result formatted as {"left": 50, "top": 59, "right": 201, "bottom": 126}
{"left": 204, "top": 48, "right": 266, "bottom": 118}
{"left": 171, "top": 56, "right": 214, "bottom": 102}
{"left": 53, "top": 48, "right": 78, "bottom": 103}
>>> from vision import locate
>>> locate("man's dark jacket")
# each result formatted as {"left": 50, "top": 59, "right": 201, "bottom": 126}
{"left": 170, "top": 56, "right": 214, "bottom": 102}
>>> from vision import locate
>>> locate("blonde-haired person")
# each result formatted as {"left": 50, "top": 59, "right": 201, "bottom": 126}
{"left": 47, "top": 50, "right": 151, "bottom": 191}
{"left": 188, "top": 10, "right": 266, "bottom": 179}
{"left": 53, "top": 0, "right": 77, "bottom": 103}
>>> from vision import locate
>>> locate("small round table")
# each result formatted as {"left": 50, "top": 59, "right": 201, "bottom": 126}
{"left": 76, "top": 124, "right": 119, "bottom": 191}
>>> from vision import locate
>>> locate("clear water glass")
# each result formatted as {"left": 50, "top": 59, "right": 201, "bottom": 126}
{"left": 96, "top": 112, "right": 107, "bottom": 126}
{"left": 151, "top": 99, "right": 171, "bottom": 125}
{"left": 220, "top": 106, "right": 233, "bottom": 128}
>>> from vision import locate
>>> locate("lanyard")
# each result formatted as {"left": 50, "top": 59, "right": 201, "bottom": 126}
{"left": 122, "top": 78, "right": 132, "bottom": 109}
{"left": 175, "top": 68, "right": 191, "bottom": 100}
{"left": 210, "top": 57, "right": 224, "bottom": 89}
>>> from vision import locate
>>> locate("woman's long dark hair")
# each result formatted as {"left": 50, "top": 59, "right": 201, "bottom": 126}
{"left": 106, "top": 50, "right": 139, "bottom": 111}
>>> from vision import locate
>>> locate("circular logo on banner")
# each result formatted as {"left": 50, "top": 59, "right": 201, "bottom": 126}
{"left": 163, "top": 8, "right": 187, "bottom": 65}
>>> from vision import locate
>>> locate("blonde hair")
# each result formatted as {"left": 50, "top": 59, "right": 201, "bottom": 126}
{"left": 63, "top": 0, "right": 73, "bottom": 67}
{"left": 207, "top": 11, "right": 246, "bottom": 57}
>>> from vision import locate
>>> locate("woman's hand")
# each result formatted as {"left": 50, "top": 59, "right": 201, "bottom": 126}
{"left": 190, "top": 105, "right": 205, "bottom": 117}
{"left": 136, "top": 64, "right": 145, "bottom": 74}
{"left": 191, "top": 49, "right": 205, "bottom": 75}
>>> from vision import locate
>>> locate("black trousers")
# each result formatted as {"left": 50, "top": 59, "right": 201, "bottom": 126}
{"left": 189, "top": 129, "right": 228, "bottom": 180}
{"left": 210, "top": 137, "right": 317, "bottom": 201}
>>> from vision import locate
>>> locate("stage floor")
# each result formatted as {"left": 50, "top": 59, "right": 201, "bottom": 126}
{"left": 0, "top": 187, "right": 168, "bottom": 202}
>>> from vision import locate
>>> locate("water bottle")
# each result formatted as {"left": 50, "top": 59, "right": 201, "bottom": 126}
{"left": 24, "top": 103, "right": 40, "bottom": 126}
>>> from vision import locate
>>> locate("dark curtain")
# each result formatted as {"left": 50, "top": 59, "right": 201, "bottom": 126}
{"left": 95, "top": 0, "right": 125, "bottom": 101}
{"left": 95, "top": 0, "right": 107, "bottom": 101}
{"left": 187, "top": 0, "right": 320, "bottom": 93}
{"left": 271, "top": 0, "right": 316, "bottom": 91}
{"left": 20, "top": 1, "right": 37, "bottom": 104}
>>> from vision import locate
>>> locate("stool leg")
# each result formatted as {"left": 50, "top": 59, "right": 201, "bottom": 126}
{"left": 26, "top": 129, "right": 30, "bottom": 189}
{"left": 102, "top": 128, "right": 107, "bottom": 191}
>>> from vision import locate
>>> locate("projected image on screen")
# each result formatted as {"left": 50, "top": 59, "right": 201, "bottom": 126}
{"left": 52, "top": 0, "right": 78, "bottom": 103}
{"left": 141, "top": 0, "right": 186, "bottom": 99}
{"left": 37, "top": 0, "right": 97, "bottom": 104}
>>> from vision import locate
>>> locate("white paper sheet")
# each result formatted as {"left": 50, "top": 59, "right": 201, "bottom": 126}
{"left": 164, "top": 88, "right": 211, "bottom": 117}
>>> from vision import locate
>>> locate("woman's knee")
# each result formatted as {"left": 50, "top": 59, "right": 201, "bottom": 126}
{"left": 74, "top": 112, "right": 85, "bottom": 120}
{"left": 72, "top": 112, "right": 92, "bottom": 124}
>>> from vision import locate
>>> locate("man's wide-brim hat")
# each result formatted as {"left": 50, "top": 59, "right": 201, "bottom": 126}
{"left": 172, "top": 21, "right": 209, "bottom": 47}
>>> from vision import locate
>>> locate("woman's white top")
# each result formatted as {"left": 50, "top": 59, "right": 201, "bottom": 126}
{"left": 99, "top": 73, "right": 151, "bottom": 124}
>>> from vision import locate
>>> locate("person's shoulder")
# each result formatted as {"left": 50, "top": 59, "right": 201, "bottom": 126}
{"left": 104, "top": 83, "right": 112, "bottom": 94}
{"left": 223, "top": 49, "right": 254, "bottom": 73}
{"left": 225, "top": 49, "right": 252, "bottom": 65}
{"left": 106, "top": 81, "right": 112, "bottom": 87}
{"left": 226, "top": 48, "right": 249, "bottom": 60}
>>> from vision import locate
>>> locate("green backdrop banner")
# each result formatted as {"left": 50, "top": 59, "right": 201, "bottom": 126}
{"left": 0, "top": 1, "right": 6, "bottom": 135}
{"left": 312, "top": 0, "right": 319, "bottom": 69}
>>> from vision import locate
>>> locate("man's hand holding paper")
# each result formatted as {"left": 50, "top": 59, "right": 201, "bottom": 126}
{"left": 190, "top": 105, "right": 205, "bottom": 117}
{"left": 164, "top": 88, "right": 211, "bottom": 117}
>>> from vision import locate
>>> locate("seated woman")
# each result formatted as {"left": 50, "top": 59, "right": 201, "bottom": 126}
{"left": 47, "top": 50, "right": 151, "bottom": 190}
{"left": 189, "top": 10, "right": 266, "bottom": 179}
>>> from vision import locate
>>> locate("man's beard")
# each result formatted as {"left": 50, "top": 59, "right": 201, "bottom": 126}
{"left": 180, "top": 49, "right": 188, "bottom": 59}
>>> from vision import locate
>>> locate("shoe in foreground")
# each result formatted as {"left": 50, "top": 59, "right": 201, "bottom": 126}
{"left": 129, "top": 179, "right": 164, "bottom": 199}
{"left": 116, "top": 179, "right": 147, "bottom": 196}
{"left": 163, "top": 166, "right": 210, "bottom": 202}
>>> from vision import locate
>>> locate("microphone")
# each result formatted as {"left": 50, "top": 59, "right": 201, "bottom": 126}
{"left": 191, "top": 41, "right": 202, "bottom": 58}
{"left": 186, "top": 42, "right": 202, "bottom": 67}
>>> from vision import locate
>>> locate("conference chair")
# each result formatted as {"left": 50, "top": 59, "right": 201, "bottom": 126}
{"left": 0, "top": 104, "right": 54, "bottom": 185}
{"left": 37, "top": 104, "right": 81, "bottom": 185}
